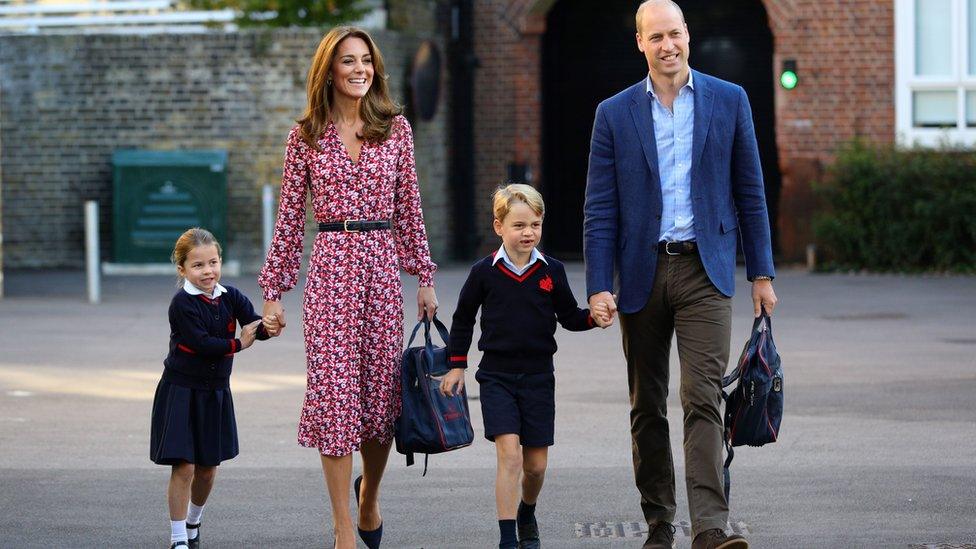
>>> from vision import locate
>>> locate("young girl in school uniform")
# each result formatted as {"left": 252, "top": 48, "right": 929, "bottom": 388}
{"left": 150, "top": 228, "right": 276, "bottom": 548}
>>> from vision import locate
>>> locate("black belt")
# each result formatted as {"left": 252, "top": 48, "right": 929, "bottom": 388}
{"left": 319, "top": 220, "right": 392, "bottom": 233}
{"left": 658, "top": 240, "right": 698, "bottom": 255}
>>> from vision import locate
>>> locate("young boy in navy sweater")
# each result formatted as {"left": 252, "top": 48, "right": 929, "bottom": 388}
{"left": 440, "top": 184, "right": 612, "bottom": 549}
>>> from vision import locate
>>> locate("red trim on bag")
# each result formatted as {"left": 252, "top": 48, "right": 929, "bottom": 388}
{"left": 730, "top": 402, "right": 745, "bottom": 442}
{"left": 449, "top": 356, "right": 467, "bottom": 362}
{"left": 586, "top": 314, "right": 594, "bottom": 327}
{"left": 757, "top": 332, "right": 772, "bottom": 375}
{"left": 496, "top": 261, "right": 542, "bottom": 282}
{"left": 762, "top": 408, "right": 779, "bottom": 441}
{"left": 177, "top": 344, "right": 196, "bottom": 354}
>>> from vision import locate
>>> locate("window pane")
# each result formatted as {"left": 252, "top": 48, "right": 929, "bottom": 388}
{"left": 916, "top": 0, "right": 953, "bottom": 76}
{"left": 913, "top": 90, "right": 957, "bottom": 127}
{"left": 970, "top": 0, "right": 976, "bottom": 74}
{"left": 967, "top": 91, "right": 976, "bottom": 126}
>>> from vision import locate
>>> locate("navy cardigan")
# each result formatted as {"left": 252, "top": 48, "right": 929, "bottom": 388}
{"left": 162, "top": 285, "right": 269, "bottom": 384}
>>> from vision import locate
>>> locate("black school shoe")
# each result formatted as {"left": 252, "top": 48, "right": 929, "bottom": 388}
{"left": 186, "top": 522, "right": 200, "bottom": 547}
{"left": 517, "top": 517, "right": 540, "bottom": 549}
{"left": 170, "top": 542, "right": 188, "bottom": 549}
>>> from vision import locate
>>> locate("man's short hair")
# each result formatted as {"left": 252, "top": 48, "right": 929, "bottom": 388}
{"left": 635, "top": 0, "right": 686, "bottom": 34}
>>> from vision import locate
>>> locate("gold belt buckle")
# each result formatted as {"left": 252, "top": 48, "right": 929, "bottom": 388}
{"left": 343, "top": 220, "right": 360, "bottom": 233}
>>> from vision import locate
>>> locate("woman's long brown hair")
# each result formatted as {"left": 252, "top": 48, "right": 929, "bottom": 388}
{"left": 298, "top": 26, "right": 402, "bottom": 150}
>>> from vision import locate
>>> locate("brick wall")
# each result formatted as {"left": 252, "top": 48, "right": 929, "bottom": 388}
{"left": 764, "top": 0, "right": 895, "bottom": 258}
{"left": 469, "top": 1, "right": 546, "bottom": 255}
{"left": 0, "top": 27, "right": 450, "bottom": 270}
{"left": 469, "top": 0, "right": 896, "bottom": 261}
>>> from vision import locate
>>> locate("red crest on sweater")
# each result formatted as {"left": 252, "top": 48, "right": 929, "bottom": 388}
{"left": 539, "top": 275, "right": 553, "bottom": 293}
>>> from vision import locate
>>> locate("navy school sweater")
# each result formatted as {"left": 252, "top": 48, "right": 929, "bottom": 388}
{"left": 447, "top": 253, "right": 595, "bottom": 374}
{"left": 163, "top": 285, "right": 269, "bottom": 386}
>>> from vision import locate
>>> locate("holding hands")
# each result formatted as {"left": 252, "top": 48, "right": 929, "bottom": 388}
{"left": 261, "top": 300, "right": 287, "bottom": 337}
{"left": 589, "top": 291, "right": 618, "bottom": 328}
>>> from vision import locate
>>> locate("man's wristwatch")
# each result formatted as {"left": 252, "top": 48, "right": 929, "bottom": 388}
{"left": 752, "top": 275, "right": 773, "bottom": 281}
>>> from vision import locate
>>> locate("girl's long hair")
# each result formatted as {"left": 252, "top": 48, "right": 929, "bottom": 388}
{"left": 298, "top": 26, "right": 402, "bottom": 150}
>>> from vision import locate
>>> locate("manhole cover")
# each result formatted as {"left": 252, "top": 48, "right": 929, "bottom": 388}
{"left": 941, "top": 338, "right": 976, "bottom": 345}
{"left": 574, "top": 520, "right": 750, "bottom": 538}
{"left": 908, "top": 544, "right": 976, "bottom": 549}
{"left": 822, "top": 312, "right": 908, "bottom": 321}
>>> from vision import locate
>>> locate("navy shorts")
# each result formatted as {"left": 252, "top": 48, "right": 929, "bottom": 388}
{"left": 475, "top": 369, "right": 555, "bottom": 447}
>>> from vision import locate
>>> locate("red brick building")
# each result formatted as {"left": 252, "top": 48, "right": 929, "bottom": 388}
{"left": 465, "top": 0, "right": 962, "bottom": 261}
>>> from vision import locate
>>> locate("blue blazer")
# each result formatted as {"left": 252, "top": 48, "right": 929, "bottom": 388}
{"left": 583, "top": 70, "right": 775, "bottom": 314}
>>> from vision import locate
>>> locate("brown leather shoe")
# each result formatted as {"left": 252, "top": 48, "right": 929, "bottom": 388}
{"left": 691, "top": 528, "right": 749, "bottom": 549}
{"left": 642, "top": 521, "right": 676, "bottom": 549}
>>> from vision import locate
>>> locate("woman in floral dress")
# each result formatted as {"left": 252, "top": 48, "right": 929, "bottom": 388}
{"left": 258, "top": 26, "right": 438, "bottom": 549}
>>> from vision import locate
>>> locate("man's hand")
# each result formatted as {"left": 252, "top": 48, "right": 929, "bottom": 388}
{"left": 589, "top": 291, "right": 618, "bottom": 326}
{"left": 752, "top": 279, "right": 777, "bottom": 317}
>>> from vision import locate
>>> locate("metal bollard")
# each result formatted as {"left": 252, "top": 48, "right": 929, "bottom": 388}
{"left": 85, "top": 201, "right": 100, "bottom": 304}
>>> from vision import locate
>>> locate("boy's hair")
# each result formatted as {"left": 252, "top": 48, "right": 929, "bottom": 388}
{"left": 492, "top": 183, "right": 545, "bottom": 221}
{"left": 171, "top": 227, "right": 222, "bottom": 283}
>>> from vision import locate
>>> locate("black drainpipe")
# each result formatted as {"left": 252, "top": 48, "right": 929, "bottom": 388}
{"left": 448, "top": 0, "right": 478, "bottom": 260}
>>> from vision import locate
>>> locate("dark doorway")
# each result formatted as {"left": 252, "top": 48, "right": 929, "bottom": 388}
{"left": 541, "top": 0, "right": 780, "bottom": 257}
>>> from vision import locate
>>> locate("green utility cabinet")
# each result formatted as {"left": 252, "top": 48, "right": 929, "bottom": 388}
{"left": 112, "top": 150, "right": 228, "bottom": 263}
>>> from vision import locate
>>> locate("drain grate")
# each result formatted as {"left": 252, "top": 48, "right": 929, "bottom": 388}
{"left": 908, "top": 545, "right": 976, "bottom": 549}
{"left": 941, "top": 338, "right": 976, "bottom": 345}
{"left": 574, "top": 520, "right": 750, "bottom": 538}
{"left": 822, "top": 312, "right": 908, "bottom": 321}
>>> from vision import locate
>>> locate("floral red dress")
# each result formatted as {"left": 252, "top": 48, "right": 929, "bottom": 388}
{"left": 259, "top": 115, "right": 436, "bottom": 456}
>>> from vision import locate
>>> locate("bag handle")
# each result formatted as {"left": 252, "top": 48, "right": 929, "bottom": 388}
{"left": 406, "top": 314, "right": 450, "bottom": 350}
{"left": 722, "top": 310, "right": 772, "bottom": 388}
{"left": 405, "top": 315, "right": 451, "bottom": 379}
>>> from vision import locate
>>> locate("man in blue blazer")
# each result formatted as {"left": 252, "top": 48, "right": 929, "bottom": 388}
{"left": 583, "top": 2, "right": 778, "bottom": 548}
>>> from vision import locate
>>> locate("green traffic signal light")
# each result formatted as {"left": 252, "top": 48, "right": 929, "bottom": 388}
{"left": 780, "top": 59, "right": 798, "bottom": 90}
{"left": 780, "top": 70, "right": 798, "bottom": 90}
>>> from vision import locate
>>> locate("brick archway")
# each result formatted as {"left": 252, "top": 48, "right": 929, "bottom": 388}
{"left": 471, "top": 0, "right": 894, "bottom": 260}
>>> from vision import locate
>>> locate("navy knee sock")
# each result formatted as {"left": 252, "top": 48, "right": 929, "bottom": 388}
{"left": 517, "top": 501, "right": 536, "bottom": 525}
{"left": 498, "top": 519, "right": 517, "bottom": 548}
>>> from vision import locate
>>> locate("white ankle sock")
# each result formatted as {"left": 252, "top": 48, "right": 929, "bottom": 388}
{"left": 187, "top": 502, "right": 205, "bottom": 525}
{"left": 171, "top": 520, "right": 187, "bottom": 543}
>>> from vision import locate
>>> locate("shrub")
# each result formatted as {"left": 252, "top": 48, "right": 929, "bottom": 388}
{"left": 813, "top": 140, "right": 976, "bottom": 273}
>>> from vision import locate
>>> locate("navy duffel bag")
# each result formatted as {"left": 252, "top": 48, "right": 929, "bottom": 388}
{"left": 395, "top": 315, "right": 474, "bottom": 475}
{"left": 722, "top": 309, "right": 783, "bottom": 500}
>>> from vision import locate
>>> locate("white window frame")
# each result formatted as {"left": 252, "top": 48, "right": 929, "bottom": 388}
{"left": 895, "top": 0, "right": 976, "bottom": 146}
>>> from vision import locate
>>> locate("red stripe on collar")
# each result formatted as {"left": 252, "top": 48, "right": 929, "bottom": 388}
{"left": 495, "top": 261, "right": 543, "bottom": 282}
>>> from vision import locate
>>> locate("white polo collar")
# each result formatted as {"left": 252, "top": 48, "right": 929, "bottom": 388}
{"left": 492, "top": 244, "right": 547, "bottom": 272}
{"left": 183, "top": 279, "right": 227, "bottom": 299}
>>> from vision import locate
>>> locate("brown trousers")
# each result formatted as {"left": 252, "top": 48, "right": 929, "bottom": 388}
{"left": 618, "top": 252, "right": 732, "bottom": 536}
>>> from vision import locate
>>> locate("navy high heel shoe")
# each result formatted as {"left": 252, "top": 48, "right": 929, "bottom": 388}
{"left": 354, "top": 475, "right": 383, "bottom": 549}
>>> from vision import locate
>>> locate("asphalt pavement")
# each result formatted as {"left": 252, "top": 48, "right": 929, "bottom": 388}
{"left": 1, "top": 265, "right": 974, "bottom": 548}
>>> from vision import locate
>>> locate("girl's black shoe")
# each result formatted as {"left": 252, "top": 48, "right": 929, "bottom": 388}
{"left": 354, "top": 475, "right": 383, "bottom": 549}
{"left": 170, "top": 542, "right": 189, "bottom": 549}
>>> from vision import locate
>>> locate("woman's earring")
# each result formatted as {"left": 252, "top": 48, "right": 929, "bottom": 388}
{"left": 327, "top": 76, "right": 332, "bottom": 86}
